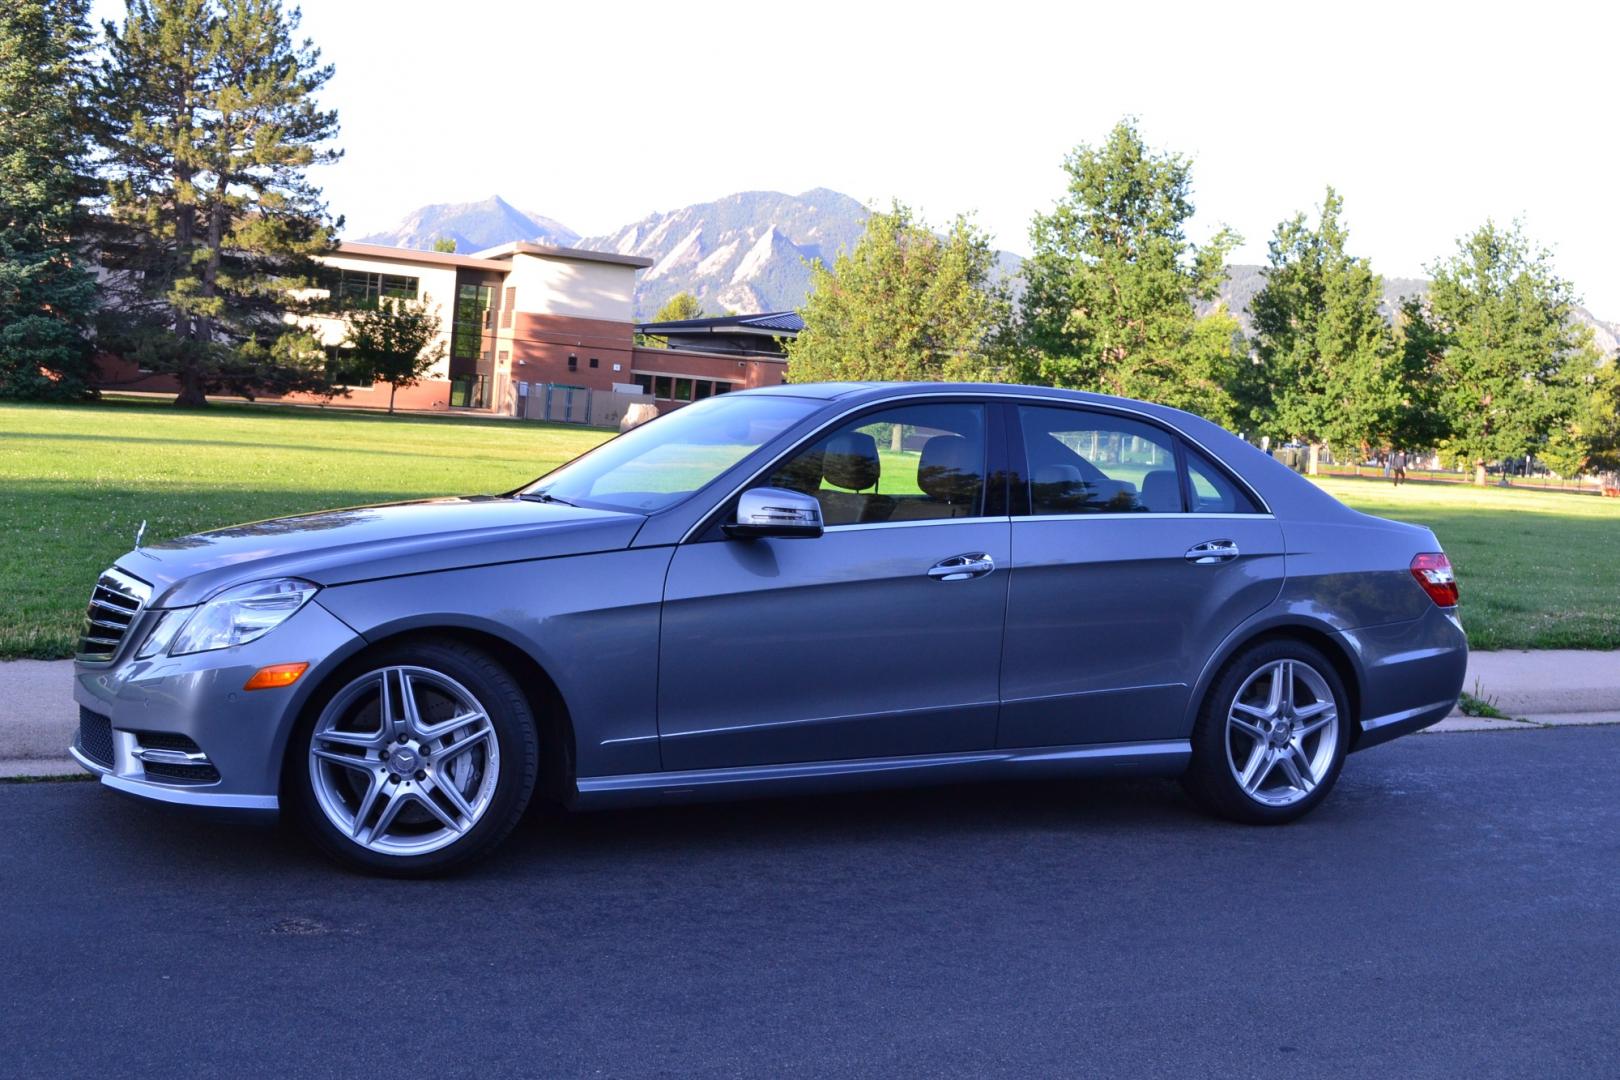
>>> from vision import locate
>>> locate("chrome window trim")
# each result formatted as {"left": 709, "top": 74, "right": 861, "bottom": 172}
{"left": 823, "top": 515, "right": 1013, "bottom": 534}
{"left": 680, "top": 390, "right": 1272, "bottom": 543}
{"left": 1015, "top": 512, "right": 1278, "bottom": 523}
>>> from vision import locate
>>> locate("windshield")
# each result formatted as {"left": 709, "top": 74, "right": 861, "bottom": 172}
{"left": 521, "top": 393, "right": 821, "bottom": 513}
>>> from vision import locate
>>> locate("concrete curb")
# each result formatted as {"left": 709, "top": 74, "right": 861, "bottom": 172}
{"left": 5, "top": 649, "right": 1619, "bottom": 778}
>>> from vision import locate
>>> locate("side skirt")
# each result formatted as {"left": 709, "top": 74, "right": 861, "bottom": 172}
{"left": 570, "top": 739, "right": 1190, "bottom": 811}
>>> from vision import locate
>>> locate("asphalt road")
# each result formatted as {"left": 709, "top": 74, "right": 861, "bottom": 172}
{"left": 3, "top": 729, "right": 1618, "bottom": 1079}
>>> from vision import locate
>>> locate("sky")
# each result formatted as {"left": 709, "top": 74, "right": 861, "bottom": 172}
{"left": 91, "top": 0, "right": 1620, "bottom": 314}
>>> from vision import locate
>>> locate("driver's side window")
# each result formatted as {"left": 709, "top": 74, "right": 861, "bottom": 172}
{"left": 767, "top": 403, "right": 988, "bottom": 526}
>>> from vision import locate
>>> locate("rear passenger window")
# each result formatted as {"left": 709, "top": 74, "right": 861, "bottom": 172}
{"left": 1185, "top": 447, "right": 1261, "bottom": 514}
{"left": 1019, "top": 406, "right": 1183, "bottom": 514}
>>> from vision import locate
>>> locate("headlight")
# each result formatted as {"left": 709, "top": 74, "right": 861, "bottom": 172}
{"left": 166, "top": 578, "right": 319, "bottom": 656}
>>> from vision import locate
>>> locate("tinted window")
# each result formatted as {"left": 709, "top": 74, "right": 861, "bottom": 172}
{"left": 767, "top": 403, "right": 987, "bottom": 526}
{"left": 1185, "top": 446, "right": 1261, "bottom": 514}
{"left": 1019, "top": 406, "right": 1183, "bottom": 514}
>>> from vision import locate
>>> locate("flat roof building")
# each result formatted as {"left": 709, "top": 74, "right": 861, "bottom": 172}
{"left": 97, "top": 240, "right": 798, "bottom": 421}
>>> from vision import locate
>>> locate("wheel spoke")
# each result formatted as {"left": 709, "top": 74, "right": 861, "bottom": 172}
{"left": 1289, "top": 741, "right": 1318, "bottom": 786}
{"left": 1297, "top": 709, "right": 1337, "bottom": 738}
{"left": 429, "top": 718, "right": 492, "bottom": 763}
{"left": 430, "top": 770, "right": 476, "bottom": 821}
{"left": 350, "top": 772, "right": 386, "bottom": 838}
{"left": 1279, "top": 661, "right": 1295, "bottom": 715}
{"left": 397, "top": 671, "right": 425, "bottom": 738}
{"left": 1277, "top": 749, "right": 1313, "bottom": 793}
{"left": 315, "top": 728, "right": 386, "bottom": 751}
{"left": 410, "top": 786, "right": 463, "bottom": 833}
{"left": 367, "top": 785, "right": 410, "bottom": 843}
{"left": 1239, "top": 744, "right": 1273, "bottom": 792}
{"left": 312, "top": 746, "right": 376, "bottom": 774}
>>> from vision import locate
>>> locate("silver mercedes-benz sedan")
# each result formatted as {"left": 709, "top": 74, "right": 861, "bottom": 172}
{"left": 71, "top": 383, "right": 1466, "bottom": 874}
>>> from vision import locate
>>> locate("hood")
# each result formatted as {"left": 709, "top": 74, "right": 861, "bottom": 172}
{"left": 118, "top": 496, "right": 644, "bottom": 608}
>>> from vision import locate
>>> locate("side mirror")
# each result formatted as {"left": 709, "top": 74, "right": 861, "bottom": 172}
{"left": 724, "top": 486, "right": 824, "bottom": 540}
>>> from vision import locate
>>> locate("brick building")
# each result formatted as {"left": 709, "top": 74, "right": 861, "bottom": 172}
{"left": 97, "top": 240, "right": 799, "bottom": 420}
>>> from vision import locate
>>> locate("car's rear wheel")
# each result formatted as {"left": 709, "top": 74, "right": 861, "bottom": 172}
{"left": 286, "top": 640, "right": 539, "bottom": 875}
{"left": 1182, "top": 639, "right": 1349, "bottom": 824}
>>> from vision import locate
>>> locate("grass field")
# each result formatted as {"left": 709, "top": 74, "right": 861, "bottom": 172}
{"left": 2, "top": 399, "right": 1616, "bottom": 658}
{"left": 1, "top": 398, "right": 614, "bottom": 659}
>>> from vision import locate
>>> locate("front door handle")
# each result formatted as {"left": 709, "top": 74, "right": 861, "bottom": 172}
{"left": 1186, "top": 539, "right": 1240, "bottom": 564}
{"left": 928, "top": 553, "right": 996, "bottom": 581}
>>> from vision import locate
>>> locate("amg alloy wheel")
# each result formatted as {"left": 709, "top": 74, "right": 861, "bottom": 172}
{"left": 310, "top": 666, "right": 500, "bottom": 856}
{"left": 1224, "top": 659, "right": 1339, "bottom": 808}
{"left": 289, "top": 641, "right": 539, "bottom": 874}
{"left": 1183, "top": 640, "right": 1350, "bottom": 825}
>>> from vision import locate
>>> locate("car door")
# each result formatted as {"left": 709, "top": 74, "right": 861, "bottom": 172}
{"left": 998, "top": 404, "right": 1285, "bottom": 748}
{"left": 657, "top": 400, "right": 1011, "bottom": 772}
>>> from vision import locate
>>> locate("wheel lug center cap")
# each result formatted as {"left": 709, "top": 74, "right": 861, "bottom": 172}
{"left": 387, "top": 747, "right": 421, "bottom": 776}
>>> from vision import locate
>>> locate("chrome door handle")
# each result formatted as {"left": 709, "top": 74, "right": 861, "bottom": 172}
{"left": 1186, "top": 539, "right": 1240, "bottom": 564}
{"left": 928, "top": 553, "right": 996, "bottom": 581}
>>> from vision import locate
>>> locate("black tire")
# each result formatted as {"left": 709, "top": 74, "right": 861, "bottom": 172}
{"left": 1181, "top": 638, "right": 1351, "bottom": 825}
{"left": 284, "top": 639, "right": 540, "bottom": 876}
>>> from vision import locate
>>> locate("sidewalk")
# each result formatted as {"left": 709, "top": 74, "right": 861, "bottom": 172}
{"left": 3, "top": 650, "right": 1617, "bottom": 777}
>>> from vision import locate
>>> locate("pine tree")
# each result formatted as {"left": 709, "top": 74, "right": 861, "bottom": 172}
{"left": 1408, "top": 221, "right": 1599, "bottom": 484}
{"left": 0, "top": 0, "right": 99, "bottom": 400}
{"left": 1249, "top": 188, "right": 1400, "bottom": 471}
{"left": 92, "top": 0, "right": 341, "bottom": 406}
{"left": 1018, "top": 119, "right": 1247, "bottom": 428}
{"left": 787, "top": 203, "right": 1010, "bottom": 383}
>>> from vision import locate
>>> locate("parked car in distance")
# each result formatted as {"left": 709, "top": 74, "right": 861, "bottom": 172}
{"left": 71, "top": 383, "right": 1467, "bottom": 874}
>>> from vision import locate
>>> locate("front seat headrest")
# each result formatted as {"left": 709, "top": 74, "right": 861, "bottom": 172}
{"left": 1139, "top": 469, "right": 1182, "bottom": 513}
{"left": 822, "top": 431, "right": 880, "bottom": 491}
{"left": 917, "top": 435, "right": 981, "bottom": 505}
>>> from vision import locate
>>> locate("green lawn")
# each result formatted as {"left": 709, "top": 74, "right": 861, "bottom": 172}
{"left": 1, "top": 399, "right": 1616, "bottom": 658}
{"left": 0, "top": 398, "right": 613, "bottom": 659}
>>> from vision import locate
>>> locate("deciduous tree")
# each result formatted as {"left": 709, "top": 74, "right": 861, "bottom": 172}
{"left": 1407, "top": 221, "right": 1599, "bottom": 484}
{"left": 342, "top": 298, "right": 445, "bottom": 414}
{"left": 1249, "top": 188, "right": 1400, "bottom": 471}
{"left": 1017, "top": 119, "right": 1247, "bottom": 428}
{"left": 787, "top": 202, "right": 1011, "bottom": 384}
{"left": 92, "top": 0, "right": 341, "bottom": 406}
{"left": 0, "top": 0, "right": 99, "bottom": 400}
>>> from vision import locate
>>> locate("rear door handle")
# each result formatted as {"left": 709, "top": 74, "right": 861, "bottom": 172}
{"left": 928, "top": 553, "right": 996, "bottom": 581}
{"left": 1186, "top": 539, "right": 1240, "bottom": 564}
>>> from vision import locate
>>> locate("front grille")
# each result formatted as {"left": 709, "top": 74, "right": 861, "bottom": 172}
{"left": 76, "top": 708, "right": 115, "bottom": 769}
{"left": 77, "top": 567, "right": 151, "bottom": 662}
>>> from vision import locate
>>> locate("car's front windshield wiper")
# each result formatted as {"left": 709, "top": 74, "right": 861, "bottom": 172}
{"left": 517, "top": 491, "right": 576, "bottom": 507}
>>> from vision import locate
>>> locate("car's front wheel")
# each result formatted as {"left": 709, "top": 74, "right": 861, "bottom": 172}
{"left": 286, "top": 640, "right": 539, "bottom": 875}
{"left": 1182, "top": 639, "right": 1349, "bottom": 824}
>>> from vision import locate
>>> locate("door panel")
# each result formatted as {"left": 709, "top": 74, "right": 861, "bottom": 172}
{"left": 659, "top": 521, "right": 1011, "bottom": 771}
{"left": 998, "top": 515, "right": 1284, "bottom": 747}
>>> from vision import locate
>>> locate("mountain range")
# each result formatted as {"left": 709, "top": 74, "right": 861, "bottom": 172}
{"left": 352, "top": 189, "right": 1618, "bottom": 352}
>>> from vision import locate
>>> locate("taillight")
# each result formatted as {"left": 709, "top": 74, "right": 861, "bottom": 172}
{"left": 1410, "top": 553, "right": 1458, "bottom": 607}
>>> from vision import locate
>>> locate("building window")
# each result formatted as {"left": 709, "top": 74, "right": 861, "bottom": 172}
{"left": 497, "top": 350, "right": 510, "bottom": 361}
{"left": 501, "top": 286, "right": 515, "bottom": 328}
{"left": 325, "top": 268, "right": 419, "bottom": 308}
{"left": 631, "top": 373, "right": 738, "bottom": 401}
{"left": 589, "top": 357, "right": 599, "bottom": 369}
{"left": 567, "top": 354, "right": 578, "bottom": 372}
{"left": 451, "top": 283, "right": 494, "bottom": 361}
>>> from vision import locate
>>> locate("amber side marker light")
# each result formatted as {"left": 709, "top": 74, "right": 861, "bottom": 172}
{"left": 244, "top": 662, "right": 309, "bottom": 691}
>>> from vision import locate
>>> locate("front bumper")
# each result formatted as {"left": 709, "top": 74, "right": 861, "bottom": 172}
{"left": 71, "top": 599, "right": 362, "bottom": 810}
